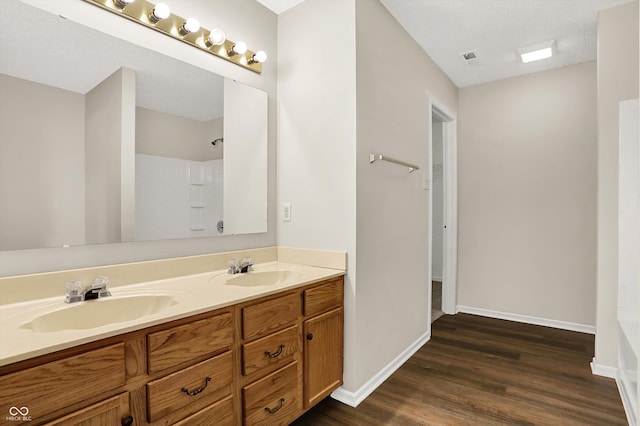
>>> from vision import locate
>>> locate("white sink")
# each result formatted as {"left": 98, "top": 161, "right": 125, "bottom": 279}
{"left": 220, "top": 270, "right": 308, "bottom": 287}
{"left": 20, "top": 294, "right": 179, "bottom": 333}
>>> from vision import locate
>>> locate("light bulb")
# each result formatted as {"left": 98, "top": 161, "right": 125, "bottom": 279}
{"left": 115, "top": 0, "right": 134, "bottom": 7}
{"left": 251, "top": 50, "right": 267, "bottom": 63}
{"left": 207, "top": 29, "right": 226, "bottom": 46}
{"left": 180, "top": 18, "right": 200, "bottom": 35}
{"left": 229, "top": 41, "right": 247, "bottom": 56}
{"left": 150, "top": 3, "right": 170, "bottom": 21}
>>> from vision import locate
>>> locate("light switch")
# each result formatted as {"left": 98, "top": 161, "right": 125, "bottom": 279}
{"left": 422, "top": 173, "right": 429, "bottom": 190}
{"left": 283, "top": 203, "right": 291, "bottom": 222}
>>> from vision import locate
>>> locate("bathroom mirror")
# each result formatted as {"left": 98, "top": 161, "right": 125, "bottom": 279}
{"left": 0, "top": 0, "right": 267, "bottom": 251}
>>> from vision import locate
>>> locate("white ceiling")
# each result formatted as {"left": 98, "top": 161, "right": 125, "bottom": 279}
{"left": 259, "top": 0, "right": 635, "bottom": 88}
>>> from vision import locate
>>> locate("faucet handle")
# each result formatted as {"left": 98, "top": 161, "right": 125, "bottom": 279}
{"left": 228, "top": 258, "right": 240, "bottom": 274}
{"left": 93, "top": 276, "right": 111, "bottom": 297}
{"left": 65, "top": 280, "right": 83, "bottom": 303}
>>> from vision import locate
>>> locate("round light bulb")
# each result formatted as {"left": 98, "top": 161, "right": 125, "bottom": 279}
{"left": 151, "top": 3, "right": 170, "bottom": 20}
{"left": 233, "top": 41, "right": 247, "bottom": 55}
{"left": 252, "top": 50, "right": 267, "bottom": 63}
{"left": 182, "top": 18, "right": 200, "bottom": 34}
{"left": 207, "top": 29, "right": 226, "bottom": 46}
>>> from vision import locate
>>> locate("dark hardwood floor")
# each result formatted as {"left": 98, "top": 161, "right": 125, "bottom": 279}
{"left": 293, "top": 313, "right": 627, "bottom": 425}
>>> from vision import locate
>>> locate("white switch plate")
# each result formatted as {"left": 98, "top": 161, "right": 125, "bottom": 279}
{"left": 283, "top": 203, "right": 291, "bottom": 222}
{"left": 422, "top": 173, "right": 429, "bottom": 190}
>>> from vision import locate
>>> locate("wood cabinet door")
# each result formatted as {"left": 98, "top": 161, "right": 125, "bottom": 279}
{"left": 303, "top": 308, "right": 343, "bottom": 408}
{"left": 44, "top": 393, "right": 130, "bottom": 426}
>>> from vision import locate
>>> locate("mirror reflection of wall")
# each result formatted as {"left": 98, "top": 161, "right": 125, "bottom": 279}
{"left": 135, "top": 104, "right": 224, "bottom": 241}
{"left": 0, "top": 0, "right": 268, "bottom": 251}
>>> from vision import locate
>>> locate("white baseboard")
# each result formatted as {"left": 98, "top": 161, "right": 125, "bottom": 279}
{"left": 456, "top": 305, "right": 596, "bottom": 334}
{"left": 331, "top": 330, "right": 431, "bottom": 407}
{"left": 616, "top": 370, "right": 637, "bottom": 426}
{"left": 590, "top": 357, "right": 617, "bottom": 378}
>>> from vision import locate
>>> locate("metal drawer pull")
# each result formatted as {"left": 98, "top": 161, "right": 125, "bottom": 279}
{"left": 265, "top": 398, "right": 285, "bottom": 414}
{"left": 265, "top": 344, "right": 285, "bottom": 358}
{"left": 181, "top": 377, "right": 211, "bottom": 396}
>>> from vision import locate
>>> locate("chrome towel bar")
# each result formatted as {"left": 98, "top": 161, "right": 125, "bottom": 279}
{"left": 369, "top": 153, "right": 420, "bottom": 173}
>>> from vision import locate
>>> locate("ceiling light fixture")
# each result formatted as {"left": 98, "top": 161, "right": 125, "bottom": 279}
{"left": 518, "top": 40, "right": 555, "bottom": 63}
{"left": 83, "top": 0, "right": 266, "bottom": 73}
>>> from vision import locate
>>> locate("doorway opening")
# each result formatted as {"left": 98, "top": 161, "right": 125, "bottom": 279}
{"left": 429, "top": 100, "right": 457, "bottom": 324}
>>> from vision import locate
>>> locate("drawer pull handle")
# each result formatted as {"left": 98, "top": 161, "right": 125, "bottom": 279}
{"left": 307, "top": 333, "right": 314, "bottom": 340}
{"left": 181, "top": 377, "right": 211, "bottom": 396}
{"left": 265, "top": 344, "right": 285, "bottom": 358}
{"left": 121, "top": 416, "right": 134, "bottom": 426}
{"left": 265, "top": 398, "right": 285, "bottom": 414}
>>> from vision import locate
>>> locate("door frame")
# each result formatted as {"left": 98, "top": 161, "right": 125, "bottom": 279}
{"left": 428, "top": 97, "right": 458, "bottom": 316}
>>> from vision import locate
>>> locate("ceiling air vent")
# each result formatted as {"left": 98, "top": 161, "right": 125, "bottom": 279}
{"left": 460, "top": 50, "right": 480, "bottom": 65}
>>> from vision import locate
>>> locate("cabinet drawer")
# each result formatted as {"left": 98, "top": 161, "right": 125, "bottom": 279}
{"left": 243, "top": 293, "right": 301, "bottom": 340}
{"left": 173, "top": 395, "right": 234, "bottom": 426}
{"left": 148, "top": 311, "right": 233, "bottom": 373}
{"left": 243, "top": 362, "right": 301, "bottom": 426}
{"left": 44, "top": 393, "right": 129, "bottom": 426}
{"left": 147, "top": 351, "right": 233, "bottom": 422}
{"left": 303, "top": 278, "right": 344, "bottom": 317}
{"left": 0, "top": 343, "right": 125, "bottom": 421}
{"left": 242, "top": 325, "right": 300, "bottom": 376}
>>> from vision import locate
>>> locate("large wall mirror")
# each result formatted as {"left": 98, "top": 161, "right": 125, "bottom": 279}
{"left": 0, "top": 0, "right": 268, "bottom": 251}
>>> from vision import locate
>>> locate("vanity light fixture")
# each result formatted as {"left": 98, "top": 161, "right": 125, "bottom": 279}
{"left": 149, "top": 3, "right": 170, "bottom": 22}
{"left": 205, "top": 29, "right": 226, "bottom": 47}
{"left": 83, "top": 0, "right": 266, "bottom": 73}
{"left": 518, "top": 40, "right": 555, "bottom": 63}
{"left": 228, "top": 41, "right": 248, "bottom": 57}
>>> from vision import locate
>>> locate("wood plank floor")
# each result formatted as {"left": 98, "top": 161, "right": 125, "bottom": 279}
{"left": 292, "top": 313, "right": 627, "bottom": 425}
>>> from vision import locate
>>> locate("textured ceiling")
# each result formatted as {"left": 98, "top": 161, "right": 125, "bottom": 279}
{"left": 0, "top": 1, "right": 224, "bottom": 122}
{"left": 260, "top": 0, "right": 635, "bottom": 88}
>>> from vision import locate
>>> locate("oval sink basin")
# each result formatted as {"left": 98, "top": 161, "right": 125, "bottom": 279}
{"left": 21, "top": 294, "right": 178, "bottom": 333}
{"left": 225, "top": 270, "right": 307, "bottom": 287}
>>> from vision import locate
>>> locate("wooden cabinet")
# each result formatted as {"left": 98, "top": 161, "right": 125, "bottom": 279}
{"left": 304, "top": 308, "right": 343, "bottom": 408}
{"left": 0, "top": 276, "right": 344, "bottom": 426}
{"left": 302, "top": 278, "right": 344, "bottom": 408}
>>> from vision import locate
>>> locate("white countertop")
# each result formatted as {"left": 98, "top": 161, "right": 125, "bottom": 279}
{"left": 0, "top": 261, "right": 345, "bottom": 367}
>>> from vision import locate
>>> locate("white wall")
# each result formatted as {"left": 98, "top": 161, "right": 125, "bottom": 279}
{"left": 354, "top": 0, "right": 457, "bottom": 395}
{"left": 278, "top": 0, "right": 457, "bottom": 397}
{"left": 85, "top": 67, "right": 136, "bottom": 245}
{"left": 595, "top": 0, "right": 640, "bottom": 369}
{"left": 0, "top": 73, "right": 85, "bottom": 250}
{"left": 2, "top": 0, "right": 277, "bottom": 276}
{"left": 277, "top": 0, "right": 358, "bottom": 389}
{"left": 458, "top": 62, "right": 597, "bottom": 327}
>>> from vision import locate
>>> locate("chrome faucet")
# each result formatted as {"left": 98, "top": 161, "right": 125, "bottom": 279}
{"left": 65, "top": 277, "right": 111, "bottom": 303}
{"left": 228, "top": 258, "right": 253, "bottom": 275}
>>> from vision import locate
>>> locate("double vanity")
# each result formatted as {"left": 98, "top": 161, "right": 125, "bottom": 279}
{"left": 0, "top": 248, "right": 346, "bottom": 425}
